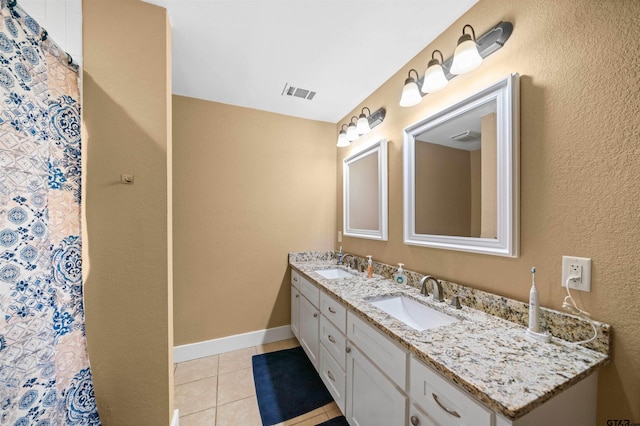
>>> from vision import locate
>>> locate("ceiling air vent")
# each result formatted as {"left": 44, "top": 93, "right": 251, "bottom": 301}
{"left": 282, "top": 83, "right": 316, "bottom": 100}
{"left": 450, "top": 130, "right": 481, "bottom": 142}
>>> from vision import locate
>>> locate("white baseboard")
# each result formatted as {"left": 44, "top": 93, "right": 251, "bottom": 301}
{"left": 173, "top": 325, "right": 294, "bottom": 363}
{"left": 171, "top": 409, "right": 179, "bottom": 426}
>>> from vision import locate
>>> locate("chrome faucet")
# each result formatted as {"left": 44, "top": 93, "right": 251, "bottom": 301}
{"left": 420, "top": 275, "right": 443, "bottom": 301}
{"left": 341, "top": 254, "right": 355, "bottom": 270}
{"left": 419, "top": 276, "right": 431, "bottom": 296}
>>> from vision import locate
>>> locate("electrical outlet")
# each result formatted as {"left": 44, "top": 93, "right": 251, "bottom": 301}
{"left": 561, "top": 256, "right": 591, "bottom": 292}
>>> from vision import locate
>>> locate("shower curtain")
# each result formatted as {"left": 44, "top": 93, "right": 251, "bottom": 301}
{"left": 0, "top": 2, "right": 100, "bottom": 425}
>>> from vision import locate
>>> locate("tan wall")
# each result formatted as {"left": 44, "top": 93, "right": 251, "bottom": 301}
{"left": 172, "top": 96, "right": 336, "bottom": 345}
{"left": 336, "top": 0, "right": 640, "bottom": 421}
{"left": 480, "top": 112, "right": 497, "bottom": 238}
{"left": 83, "top": 1, "right": 173, "bottom": 424}
{"left": 470, "top": 149, "right": 481, "bottom": 237}
{"left": 348, "top": 152, "right": 379, "bottom": 230}
{"left": 415, "top": 142, "right": 471, "bottom": 236}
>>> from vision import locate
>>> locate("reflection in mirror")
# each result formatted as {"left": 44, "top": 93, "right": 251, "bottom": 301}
{"left": 343, "top": 139, "right": 388, "bottom": 240}
{"left": 403, "top": 74, "right": 519, "bottom": 256}
{"left": 414, "top": 100, "right": 496, "bottom": 238}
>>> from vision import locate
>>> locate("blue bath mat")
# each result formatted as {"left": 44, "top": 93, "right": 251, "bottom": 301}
{"left": 252, "top": 346, "right": 334, "bottom": 425}
{"left": 316, "top": 415, "right": 349, "bottom": 425}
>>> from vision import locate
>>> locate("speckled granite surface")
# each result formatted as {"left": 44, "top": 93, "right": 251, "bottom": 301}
{"left": 289, "top": 251, "right": 610, "bottom": 420}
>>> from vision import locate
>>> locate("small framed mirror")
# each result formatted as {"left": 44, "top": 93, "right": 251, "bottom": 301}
{"left": 343, "top": 139, "right": 388, "bottom": 241}
{"left": 403, "top": 74, "right": 519, "bottom": 256}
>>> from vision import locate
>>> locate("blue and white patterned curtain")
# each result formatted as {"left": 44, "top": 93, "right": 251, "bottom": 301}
{"left": 0, "top": 1, "right": 100, "bottom": 424}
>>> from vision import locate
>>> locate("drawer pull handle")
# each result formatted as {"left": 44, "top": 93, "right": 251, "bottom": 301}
{"left": 328, "top": 335, "right": 336, "bottom": 343}
{"left": 432, "top": 393, "right": 461, "bottom": 418}
{"left": 328, "top": 307, "right": 336, "bottom": 314}
{"left": 410, "top": 415, "right": 419, "bottom": 425}
{"left": 345, "top": 347, "right": 351, "bottom": 353}
{"left": 327, "top": 371, "right": 335, "bottom": 382}
{"left": 293, "top": 277, "right": 298, "bottom": 281}
{"left": 313, "top": 313, "right": 318, "bottom": 318}
{"left": 295, "top": 294, "right": 299, "bottom": 298}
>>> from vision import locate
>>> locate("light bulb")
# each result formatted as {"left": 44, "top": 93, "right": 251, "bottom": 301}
{"left": 356, "top": 114, "right": 370, "bottom": 134}
{"left": 421, "top": 60, "right": 448, "bottom": 93}
{"left": 450, "top": 32, "right": 482, "bottom": 75}
{"left": 346, "top": 123, "right": 359, "bottom": 141}
{"left": 337, "top": 130, "right": 349, "bottom": 147}
{"left": 399, "top": 78, "right": 422, "bottom": 107}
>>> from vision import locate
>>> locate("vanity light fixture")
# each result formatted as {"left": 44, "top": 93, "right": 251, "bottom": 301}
{"left": 336, "top": 107, "right": 387, "bottom": 147}
{"left": 450, "top": 25, "right": 483, "bottom": 75}
{"left": 346, "top": 116, "right": 360, "bottom": 142}
{"left": 399, "top": 69, "right": 422, "bottom": 107}
{"left": 356, "top": 107, "right": 372, "bottom": 134}
{"left": 337, "top": 124, "right": 350, "bottom": 147}
{"left": 399, "top": 21, "right": 513, "bottom": 107}
{"left": 421, "top": 50, "right": 448, "bottom": 93}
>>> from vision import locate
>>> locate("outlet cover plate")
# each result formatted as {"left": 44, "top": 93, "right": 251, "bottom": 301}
{"left": 561, "top": 256, "right": 591, "bottom": 292}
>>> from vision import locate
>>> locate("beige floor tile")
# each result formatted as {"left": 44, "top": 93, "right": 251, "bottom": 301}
{"left": 256, "top": 337, "right": 301, "bottom": 354}
{"left": 292, "top": 412, "right": 329, "bottom": 426}
{"left": 179, "top": 407, "right": 216, "bottom": 426}
{"left": 274, "top": 407, "right": 326, "bottom": 426}
{"left": 217, "top": 367, "right": 256, "bottom": 405}
{"left": 218, "top": 347, "right": 257, "bottom": 374}
{"left": 216, "top": 396, "right": 262, "bottom": 426}
{"left": 325, "top": 405, "right": 343, "bottom": 420}
{"left": 322, "top": 401, "right": 343, "bottom": 419}
{"left": 174, "top": 376, "right": 217, "bottom": 416}
{"left": 175, "top": 355, "right": 219, "bottom": 385}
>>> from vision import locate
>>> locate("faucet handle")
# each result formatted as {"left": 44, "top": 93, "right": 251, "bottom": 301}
{"left": 450, "top": 294, "right": 463, "bottom": 309}
{"left": 431, "top": 277, "right": 444, "bottom": 302}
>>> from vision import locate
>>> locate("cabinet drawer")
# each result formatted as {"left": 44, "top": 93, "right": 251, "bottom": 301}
{"left": 347, "top": 311, "right": 408, "bottom": 389}
{"left": 320, "top": 345, "right": 346, "bottom": 414}
{"left": 320, "top": 316, "right": 346, "bottom": 370}
{"left": 410, "top": 357, "right": 493, "bottom": 426}
{"left": 298, "top": 274, "right": 319, "bottom": 307}
{"left": 320, "top": 292, "right": 347, "bottom": 333}
{"left": 291, "top": 270, "right": 301, "bottom": 289}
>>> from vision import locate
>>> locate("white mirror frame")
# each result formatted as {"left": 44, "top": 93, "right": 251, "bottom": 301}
{"left": 343, "top": 139, "right": 388, "bottom": 241}
{"left": 403, "top": 73, "right": 519, "bottom": 256}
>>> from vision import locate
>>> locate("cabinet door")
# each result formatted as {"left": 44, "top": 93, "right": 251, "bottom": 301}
{"left": 291, "top": 286, "right": 300, "bottom": 339}
{"left": 319, "top": 345, "right": 346, "bottom": 414}
{"left": 346, "top": 345, "right": 407, "bottom": 426}
{"left": 299, "top": 295, "right": 320, "bottom": 370}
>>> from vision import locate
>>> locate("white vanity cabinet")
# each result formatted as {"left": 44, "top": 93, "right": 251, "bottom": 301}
{"left": 408, "top": 356, "right": 599, "bottom": 426}
{"left": 291, "top": 270, "right": 320, "bottom": 370}
{"left": 346, "top": 311, "right": 408, "bottom": 426}
{"left": 291, "top": 267, "right": 602, "bottom": 426}
{"left": 409, "top": 357, "right": 493, "bottom": 426}
{"left": 319, "top": 292, "right": 348, "bottom": 413}
{"left": 290, "top": 272, "right": 301, "bottom": 339}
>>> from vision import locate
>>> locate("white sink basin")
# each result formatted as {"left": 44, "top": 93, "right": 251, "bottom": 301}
{"left": 370, "top": 295, "right": 459, "bottom": 331}
{"left": 315, "top": 268, "right": 354, "bottom": 279}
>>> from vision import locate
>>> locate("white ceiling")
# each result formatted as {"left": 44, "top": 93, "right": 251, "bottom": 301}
{"left": 20, "top": 0, "right": 480, "bottom": 124}
{"left": 147, "top": 0, "right": 479, "bottom": 123}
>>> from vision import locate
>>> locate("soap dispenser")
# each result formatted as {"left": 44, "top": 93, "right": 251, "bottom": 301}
{"left": 366, "top": 256, "right": 373, "bottom": 278}
{"left": 394, "top": 263, "right": 407, "bottom": 285}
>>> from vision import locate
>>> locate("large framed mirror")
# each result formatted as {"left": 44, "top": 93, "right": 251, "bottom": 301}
{"left": 343, "top": 139, "right": 388, "bottom": 241}
{"left": 403, "top": 74, "right": 519, "bottom": 256}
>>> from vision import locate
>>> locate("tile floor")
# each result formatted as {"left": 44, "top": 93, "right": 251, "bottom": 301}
{"left": 174, "top": 338, "right": 343, "bottom": 426}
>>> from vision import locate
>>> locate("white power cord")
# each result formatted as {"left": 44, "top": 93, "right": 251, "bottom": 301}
{"left": 562, "top": 276, "right": 598, "bottom": 346}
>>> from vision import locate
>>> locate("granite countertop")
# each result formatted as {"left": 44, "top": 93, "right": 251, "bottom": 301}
{"left": 289, "top": 258, "right": 609, "bottom": 420}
